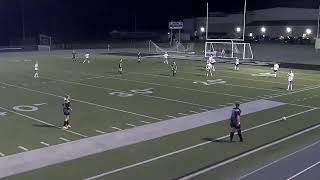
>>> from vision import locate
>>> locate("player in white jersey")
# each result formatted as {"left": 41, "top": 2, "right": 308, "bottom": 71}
{"left": 34, "top": 61, "right": 39, "bottom": 78}
{"left": 83, "top": 53, "right": 90, "bottom": 63}
{"left": 287, "top": 70, "right": 294, "bottom": 91}
{"left": 273, "top": 63, "right": 279, "bottom": 77}
{"left": 208, "top": 55, "right": 216, "bottom": 71}
{"left": 163, "top": 52, "right": 169, "bottom": 64}
{"left": 206, "top": 62, "right": 213, "bottom": 77}
{"left": 234, "top": 58, "right": 240, "bottom": 71}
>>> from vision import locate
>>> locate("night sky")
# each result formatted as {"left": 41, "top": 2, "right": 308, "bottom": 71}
{"left": 0, "top": 0, "right": 318, "bottom": 45}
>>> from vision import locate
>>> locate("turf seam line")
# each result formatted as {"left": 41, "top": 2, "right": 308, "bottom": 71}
{"left": 237, "top": 138, "right": 320, "bottom": 180}
{"left": 83, "top": 108, "right": 315, "bottom": 180}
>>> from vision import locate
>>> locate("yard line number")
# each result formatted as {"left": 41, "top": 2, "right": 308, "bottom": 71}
{"left": 109, "top": 88, "right": 153, "bottom": 98}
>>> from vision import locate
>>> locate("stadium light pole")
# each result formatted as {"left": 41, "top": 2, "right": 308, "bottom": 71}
{"left": 317, "top": 4, "right": 320, "bottom": 39}
{"left": 21, "top": 0, "right": 26, "bottom": 40}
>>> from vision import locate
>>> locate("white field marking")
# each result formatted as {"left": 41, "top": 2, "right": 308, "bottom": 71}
{"left": 199, "top": 108, "right": 208, "bottom": 111}
{"left": 43, "top": 77, "right": 214, "bottom": 109}
{"left": 227, "top": 103, "right": 235, "bottom": 105}
{"left": 79, "top": 76, "right": 106, "bottom": 81}
{"left": 128, "top": 71, "right": 297, "bottom": 87}
{"left": 0, "top": 105, "right": 88, "bottom": 138}
{"left": 179, "top": 117, "right": 320, "bottom": 180}
{"left": 166, "top": 115, "right": 177, "bottom": 119}
{"left": 0, "top": 81, "right": 162, "bottom": 121}
{"left": 84, "top": 108, "right": 317, "bottom": 180}
{"left": 0, "top": 153, "right": 5, "bottom": 157}
{"left": 218, "top": 105, "right": 226, "bottom": 107}
{"left": 189, "top": 110, "right": 198, "bottom": 113}
{"left": 59, "top": 137, "right": 71, "bottom": 142}
{"left": 76, "top": 72, "right": 250, "bottom": 99}
{"left": 123, "top": 71, "right": 281, "bottom": 92}
{"left": 111, "top": 127, "right": 123, "bottom": 131}
{"left": 285, "top": 103, "right": 319, "bottom": 109}
{"left": 286, "top": 160, "right": 320, "bottom": 180}
{"left": 269, "top": 85, "right": 320, "bottom": 99}
{"left": 140, "top": 121, "right": 150, "bottom": 124}
{"left": 40, "top": 142, "right": 50, "bottom": 147}
{"left": 126, "top": 123, "right": 136, "bottom": 127}
{"left": 33, "top": 103, "right": 47, "bottom": 106}
{"left": 95, "top": 130, "right": 106, "bottom": 134}
{"left": 18, "top": 146, "right": 28, "bottom": 152}
{"left": 177, "top": 113, "right": 189, "bottom": 116}
{"left": 237, "top": 139, "right": 320, "bottom": 180}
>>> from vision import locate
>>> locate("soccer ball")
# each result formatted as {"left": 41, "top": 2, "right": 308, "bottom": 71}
{"left": 282, "top": 117, "right": 287, "bottom": 121}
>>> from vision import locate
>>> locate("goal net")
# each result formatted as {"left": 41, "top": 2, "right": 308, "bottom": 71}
{"left": 38, "top": 34, "right": 52, "bottom": 52}
{"left": 205, "top": 41, "right": 253, "bottom": 59}
{"left": 148, "top": 40, "right": 187, "bottom": 53}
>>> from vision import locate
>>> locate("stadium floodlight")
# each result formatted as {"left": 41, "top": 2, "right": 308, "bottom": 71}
{"left": 200, "top": 27, "right": 205, "bottom": 33}
{"left": 249, "top": 33, "right": 253, "bottom": 37}
{"left": 236, "top": 27, "right": 241, "bottom": 33}
{"left": 261, "top": 27, "right": 266, "bottom": 33}
{"left": 306, "top": 29, "right": 312, "bottom": 35}
{"left": 286, "top": 27, "right": 292, "bottom": 33}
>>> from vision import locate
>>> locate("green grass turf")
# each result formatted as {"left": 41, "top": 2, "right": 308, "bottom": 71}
{"left": 0, "top": 50, "right": 319, "bottom": 179}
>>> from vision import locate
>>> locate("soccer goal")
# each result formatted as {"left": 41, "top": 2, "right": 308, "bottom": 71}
{"left": 148, "top": 40, "right": 187, "bottom": 53}
{"left": 205, "top": 41, "right": 253, "bottom": 59}
{"left": 38, "top": 34, "right": 52, "bottom": 52}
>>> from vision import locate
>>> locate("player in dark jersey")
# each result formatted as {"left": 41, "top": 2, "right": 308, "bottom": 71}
{"left": 171, "top": 61, "right": 177, "bottom": 76}
{"left": 230, "top": 103, "right": 243, "bottom": 142}
{"left": 62, "top": 95, "right": 72, "bottom": 129}
{"left": 137, "top": 52, "right": 141, "bottom": 63}
{"left": 72, "top": 50, "right": 76, "bottom": 61}
{"left": 118, "top": 59, "right": 123, "bottom": 74}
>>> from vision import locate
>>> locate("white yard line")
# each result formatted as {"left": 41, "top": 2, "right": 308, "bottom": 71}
{"left": 269, "top": 85, "right": 320, "bottom": 99}
{"left": 126, "top": 123, "right": 136, "bottom": 127}
{"left": 189, "top": 111, "right": 198, "bottom": 113}
{"left": 95, "top": 130, "right": 106, "bottom": 134}
{"left": 286, "top": 160, "right": 320, "bottom": 180}
{"left": 237, "top": 139, "right": 320, "bottom": 180}
{"left": 40, "top": 142, "right": 50, "bottom": 147}
{"left": 77, "top": 72, "right": 250, "bottom": 99}
{"left": 177, "top": 113, "right": 189, "bottom": 116}
{"left": 84, "top": 108, "right": 317, "bottom": 180}
{"left": 111, "top": 127, "right": 123, "bottom": 131}
{"left": 0, "top": 106, "right": 88, "bottom": 138}
{"left": 59, "top": 137, "right": 71, "bottom": 142}
{"left": 0, "top": 81, "right": 162, "bottom": 121}
{"left": 166, "top": 115, "right": 177, "bottom": 119}
{"left": 199, "top": 108, "right": 208, "bottom": 111}
{"left": 140, "top": 121, "right": 150, "bottom": 124}
{"left": 0, "top": 153, "right": 5, "bottom": 157}
{"left": 79, "top": 76, "right": 106, "bottom": 81}
{"left": 18, "top": 146, "right": 29, "bottom": 152}
{"left": 43, "top": 77, "right": 215, "bottom": 109}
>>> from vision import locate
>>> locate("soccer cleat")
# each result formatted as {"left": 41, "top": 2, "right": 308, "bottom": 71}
{"left": 63, "top": 126, "right": 68, "bottom": 130}
{"left": 67, "top": 125, "right": 71, "bottom": 128}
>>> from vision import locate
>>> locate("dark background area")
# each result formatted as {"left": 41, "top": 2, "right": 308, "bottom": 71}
{"left": 0, "top": 0, "right": 318, "bottom": 45}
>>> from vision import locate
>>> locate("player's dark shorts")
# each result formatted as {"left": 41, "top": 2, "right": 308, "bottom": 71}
{"left": 63, "top": 109, "right": 70, "bottom": 115}
{"left": 274, "top": 70, "right": 278, "bottom": 72}
{"left": 235, "top": 64, "right": 239, "bottom": 66}
{"left": 230, "top": 123, "right": 241, "bottom": 129}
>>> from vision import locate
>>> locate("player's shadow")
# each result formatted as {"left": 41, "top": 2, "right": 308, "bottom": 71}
{"left": 274, "top": 87, "right": 286, "bottom": 90}
{"left": 33, "top": 124, "right": 56, "bottom": 128}
{"left": 202, "top": 137, "right": 229, "bottom": 143}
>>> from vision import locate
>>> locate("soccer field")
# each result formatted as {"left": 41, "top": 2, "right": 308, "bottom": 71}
{"left": 0, "top": 50, "right": 319, "bottom": 180}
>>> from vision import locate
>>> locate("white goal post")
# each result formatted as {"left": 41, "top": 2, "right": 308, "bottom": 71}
{"left": 38, "top": 34, "right": 52, "bottom": 52}
{"left": 205, "top": 41, "right": 253, "bottom": 59}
